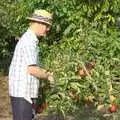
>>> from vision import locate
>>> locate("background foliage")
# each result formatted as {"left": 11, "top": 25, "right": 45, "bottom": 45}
{"left": 0, "top": 0, "right": 120, "bottom": 119}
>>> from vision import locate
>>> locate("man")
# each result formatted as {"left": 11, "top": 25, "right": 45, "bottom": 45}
{"left": 9, "top": 9, "right": 54, "bottom": 120}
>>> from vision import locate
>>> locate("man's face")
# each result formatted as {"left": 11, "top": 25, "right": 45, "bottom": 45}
{"left": 37, "top": 23, "right": 51, "bottom": 37}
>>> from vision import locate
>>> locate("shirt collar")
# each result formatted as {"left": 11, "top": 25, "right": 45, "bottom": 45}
{"left": 26, "top": 28, "right": 39, "bottom": 43}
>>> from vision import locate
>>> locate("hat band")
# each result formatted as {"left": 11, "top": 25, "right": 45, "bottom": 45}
{"left": 32, "top": 14, "right": 52, "bottom": 24}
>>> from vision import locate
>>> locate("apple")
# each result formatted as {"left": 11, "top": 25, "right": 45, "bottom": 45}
{"left": 77, "top": 60, "right": 95, "bottom": 77}
{"left": 78, "top": 69, "right": 86, "bottom": 76}
{"left": 78, "top": 69, "right": 91, "bottom": 77}
{"left": 36, "top": 102, "right": 48, "bottom": 113}
{"left": 36, "top": 104, "right": 43, "bottom": 113}
{"left": 109, "top": 104, "right": 117, "bottom": 113}
{"left": 68, "top": 88, "right": 79, "bottom": 101}
{"left": 110, "top": 95, "right": 116, "bottom": 103}
{"left": 97, "top": 104, "right": 107, "bottom": 113}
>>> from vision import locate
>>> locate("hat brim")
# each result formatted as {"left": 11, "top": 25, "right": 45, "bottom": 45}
{"left": 27, "top": 17, "right": 52, "bottom": 25}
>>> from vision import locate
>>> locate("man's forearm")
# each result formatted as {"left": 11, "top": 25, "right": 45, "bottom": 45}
{"left": 27, "top": 65, "right": 49, "bottom": 79}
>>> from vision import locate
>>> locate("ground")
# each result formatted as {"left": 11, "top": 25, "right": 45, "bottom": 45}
{"left": 0, "top": 76, "right": 12, "bottom": 120}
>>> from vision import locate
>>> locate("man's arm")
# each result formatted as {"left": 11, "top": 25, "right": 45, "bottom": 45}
{"left": 27, "top": 65, "right": 52, "bottom": 80}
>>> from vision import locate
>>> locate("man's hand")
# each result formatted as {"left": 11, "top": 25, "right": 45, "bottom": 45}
{"left": 47, "top": 72, "right": 55, "bottom": 87}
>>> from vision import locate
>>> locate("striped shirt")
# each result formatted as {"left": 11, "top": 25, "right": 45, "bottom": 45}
{"left": 9, "top": 29, "right": 40, "bottom": 103}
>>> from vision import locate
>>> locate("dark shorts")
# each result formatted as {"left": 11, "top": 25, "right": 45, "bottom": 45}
{"left": 10, "top": 96, "right": 32, "bottom": 120}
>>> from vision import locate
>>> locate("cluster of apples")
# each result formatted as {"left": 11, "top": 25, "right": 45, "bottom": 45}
{"left": 78, "top": 60, "right": 118, "bottom": 114}
{"left": 97, "top": 95, "right": 118, "bottom": 113}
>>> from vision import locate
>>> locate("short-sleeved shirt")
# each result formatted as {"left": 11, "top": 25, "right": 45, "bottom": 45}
{"left": 9, "top": 29, "right": 39, "bottom": 102}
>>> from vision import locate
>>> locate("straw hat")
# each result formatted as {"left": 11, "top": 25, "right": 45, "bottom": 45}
{"left": 27, "top": 9, "right": 52, "bottom": 25}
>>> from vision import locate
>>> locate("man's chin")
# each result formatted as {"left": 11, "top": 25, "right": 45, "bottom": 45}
{"left": 37, "top": 34, "right": 46, "bottom": 38}
{"left": 43, "top": 34, "right": 47, "bottom": 37}
{"left": 40, "top": 33, "right": 46, "bottom": 37}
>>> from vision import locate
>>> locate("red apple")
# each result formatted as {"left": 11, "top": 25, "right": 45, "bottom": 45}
{"left": 36, "top": 102, "right": 48, "bottom": 113}
{"left": 78, "top": 69, "right": 86, "bottom": 76}
{"left": 109, "top": 104, "right": 117, "bottom": 113}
